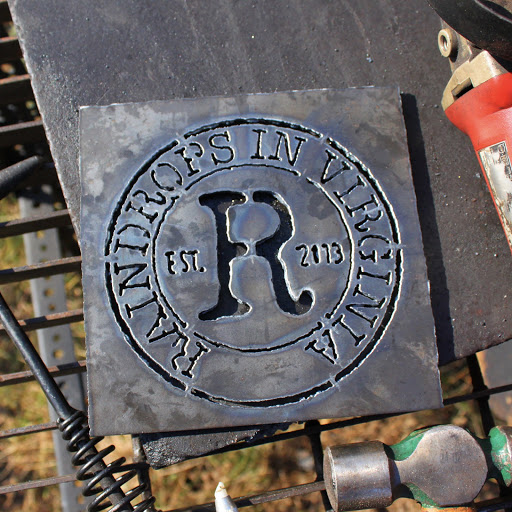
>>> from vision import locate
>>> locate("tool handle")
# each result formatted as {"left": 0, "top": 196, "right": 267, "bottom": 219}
{"left": 445, "top": 72, "right": 512, "bottom": 252}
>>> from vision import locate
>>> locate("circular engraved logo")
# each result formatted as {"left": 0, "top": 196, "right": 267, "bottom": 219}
{"left": 105, "top": 118, "right": 402, "bottom": 407}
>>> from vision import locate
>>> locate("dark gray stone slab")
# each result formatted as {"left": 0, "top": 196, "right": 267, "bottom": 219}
{"left": 10, "top": 0, "right": 512, "bottom": 365}
{"left": 80, "top": 88, "right": 442, "bottom": 435}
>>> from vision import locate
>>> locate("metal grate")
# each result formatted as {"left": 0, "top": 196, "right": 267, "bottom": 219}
{"left": 1, "top": 1, "right": 512, "bottom": 511}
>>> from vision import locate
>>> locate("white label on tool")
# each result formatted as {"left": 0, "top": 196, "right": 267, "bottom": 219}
{"left": 479, "top": 141, "right": 512, "bottom": 244}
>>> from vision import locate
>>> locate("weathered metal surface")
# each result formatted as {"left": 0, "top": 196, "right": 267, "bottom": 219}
{"left": 325, "top": 441, "right": 393, "bottom": 511}
{"left": 140, "top": 423, "right": 287, "bottom": 468}
{"left": 394, "top": 426, "right": 487, "bottom": 507}
{"left": 81, "top": 88, "right": 442, "bottom": 435}
{"left": 9, "top": 0, "right": 512, "bottom": 366}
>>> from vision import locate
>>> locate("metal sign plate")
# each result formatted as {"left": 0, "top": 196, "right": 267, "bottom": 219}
{"left": 81, "top": 88, "right": 442, "bottom": 435}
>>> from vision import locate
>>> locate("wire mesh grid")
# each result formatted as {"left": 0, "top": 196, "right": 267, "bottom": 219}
{"left": 1, "top": 1, "right": 512, "bottom": 511}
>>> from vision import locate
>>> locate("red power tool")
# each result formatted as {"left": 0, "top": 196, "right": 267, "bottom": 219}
{"left": 428, "top": 1, "right": 512, "bottom": 251}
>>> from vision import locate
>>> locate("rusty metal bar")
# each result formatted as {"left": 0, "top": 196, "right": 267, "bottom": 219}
{"left": 0, "top": 256, "right": 81, "bottom": 284}
{"left": 0, "top": 74, "right": 33, "bottom": 106}
{"left": 0, "top": 119, "right": 46, "bottom": 147}
{"left": 444, "top": 382, "right": 512, "bottom": 406}
{"left": 168, "top": 481, "right": 326, "bottom": 512}
{"left": 0, "top": 209, "right": 72, "bottom": 238}
{"left": 0, "top": 474, "right": 76, "bottom": 495}
{"left": 0, "top": 421, "right": 57, "bottom": 439}
{"left": 0, "top": 360, "right": 86, "bottom": 387}
{"left": 236, "top": 481, "right": 324, "bottom": 509}
{"left": 0, "top": 36, "right": 22, "bottom": 63}
{"left": 0, "top": 308, "right": 83, "bottom": 335}
{"left": 0, "top": 0, "right": 11, "bottom": 22}
{"left": 0, "top": 290, "right": 76, "bottom": 420}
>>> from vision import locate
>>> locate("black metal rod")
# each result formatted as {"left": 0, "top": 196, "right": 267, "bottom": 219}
{"left": 167, "top": 481, "right": 326, "bottom": 512}
{"left": 477, "top": 498, "right": 512, "bottom": 512}
{"left": 466, "top": 354, "right": 495, "bottom": 435}
{"left": 0, "top": 290, "right": 74, "bottom": 418}
{"left": 0, "top": 74, "right": 33, "bottom": 106}
{"left": 0, "top": 255, "right": 82, "bottom": 285}
{"left": 0, "top": 308, "right": 84, "bottom": 336}
{"left": 0, "top": 291, "right": 137, "bottom": 510}
{"left": 0, "top": 0, "right": 11, "bottom": 23}
{"left": 444, "top": 381, "right": 512, "bottom": 405}
{"left": 0, "top": 209, "right": 72, "bottom": 238}
{"left": 0, "top": 36, "right": 22, "bottom": 64}
{"left": 0, "top": 474, "right": 76, "bottom": 495}
{"left": 0, "top": 156, "right": 44, "bottom": 200}
{"left": 0, "top": 359, "right": 86, "bottom": 387}
{"left": 305, "top": 420, "right": 332, "bottom": 512}
{"left": 0, "top": 119, "right": 46, "bottom": 147}
{"left": 0, "top": 421, "right": 57, "bottom": 439}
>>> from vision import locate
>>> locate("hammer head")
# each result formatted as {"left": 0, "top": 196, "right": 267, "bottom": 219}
{"left": 324, "top": 425, "right": 490, "bottom": 511}
{"left": 324, "top": 441, "right": 394, "bottom": 511}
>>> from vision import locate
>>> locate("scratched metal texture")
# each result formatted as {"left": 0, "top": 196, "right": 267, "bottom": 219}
{"left": 80, "top": 88, "right": 442, "bottom": 435}
{"left": 9, "top": 0, "right": 512, "bottom": 365}
{"left": 138, "top": 423, "right": 288, "bottom": 469}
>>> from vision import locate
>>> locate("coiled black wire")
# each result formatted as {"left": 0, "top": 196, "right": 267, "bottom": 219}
{"left": 58, "top": 410, "right": 156, "bottom": 512}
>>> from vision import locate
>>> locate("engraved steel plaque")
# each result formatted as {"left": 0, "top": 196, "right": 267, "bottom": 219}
{"left": 81, "top": 89, "right": 442, "bottom": 435}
